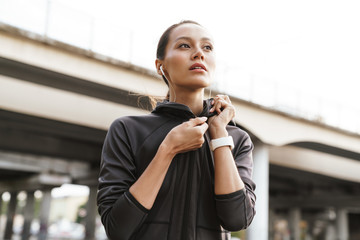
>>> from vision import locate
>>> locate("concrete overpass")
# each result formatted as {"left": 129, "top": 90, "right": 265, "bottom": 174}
{"left": 1, "top": 22, "right": 360, "bottom": 240}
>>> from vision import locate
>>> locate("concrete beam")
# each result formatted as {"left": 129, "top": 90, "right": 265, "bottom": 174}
{"left": 0, "top": 27, "right": 167, "bottom": 97}
{"left": 232, "top": 98, "right": 360, "bottom": 154}
{"left": 0, "top": 173, "right": 71, "bottom": 192}
{"left": 270, "top": 195, "right": 360, "bottom": 209}
{"left": 0, "top": 151, "right": 90, "bottom": 177}
{"left": 73, "top": 170, "right": 99, "bottom": 186}
{"left": 1, "top": 25, "right": 360, "bottom": 154}
{"left": 0, "top": 75, "right": 147, "bottom": 130}
{"left": 270, "top": 145, "right": 360, "bottom": 183}
{"left": 0, "top": 57, "right": 154, "bottom": 111}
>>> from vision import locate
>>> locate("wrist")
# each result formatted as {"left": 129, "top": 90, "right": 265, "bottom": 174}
{"left": 159, "top": 141, "right": 177, "bottom": 159}
{"left": 209, "top": 126, "right": 228, "bottom": 139}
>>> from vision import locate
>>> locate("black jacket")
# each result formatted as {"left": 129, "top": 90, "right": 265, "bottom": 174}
{"left": 97, "top": 100, "right": 256, "bottom": 240}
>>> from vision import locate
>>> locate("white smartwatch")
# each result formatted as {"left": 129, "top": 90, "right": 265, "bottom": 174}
{"left": 209, "top": 136, "right": 234, "bottom": 151}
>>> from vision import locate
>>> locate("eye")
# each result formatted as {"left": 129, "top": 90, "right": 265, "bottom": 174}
{"left": 179, "top": 43, "right": 190, "bottom": 48}
{"left": 204, "top": 45, "right": 213, "bottom": 51}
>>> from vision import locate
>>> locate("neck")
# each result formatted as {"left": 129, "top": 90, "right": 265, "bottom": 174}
{"left": 169, "top": 88, "right": 204, "bottom": 116}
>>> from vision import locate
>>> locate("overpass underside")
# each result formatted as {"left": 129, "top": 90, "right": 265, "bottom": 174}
{"left": 1, "top": 25, "right": 360, "bottom": 240}
{"left": 1, "top": 107, "right": 360, "bottom": 239}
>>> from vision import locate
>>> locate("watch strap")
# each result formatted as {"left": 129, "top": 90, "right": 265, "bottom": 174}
{"left": 210, "top": 136, "right": 234, "bottom": 151}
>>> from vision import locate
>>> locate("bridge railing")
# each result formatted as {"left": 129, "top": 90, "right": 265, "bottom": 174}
{"left": 1, "top": 0, "right": 359, "bottom": 134}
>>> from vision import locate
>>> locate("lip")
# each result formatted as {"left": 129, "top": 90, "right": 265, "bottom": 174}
{"left": 189, "top": 63, "right": 207, "bottom": 71}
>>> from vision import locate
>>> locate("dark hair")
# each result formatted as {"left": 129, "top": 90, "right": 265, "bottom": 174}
{"left": 156, "top": 20, "right": 201, "bottom": 60}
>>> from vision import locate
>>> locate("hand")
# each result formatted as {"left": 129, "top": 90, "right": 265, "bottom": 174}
{"left": 208, "top": 95, "right": 235, "bottom": 139}
{"left": 163, "top": 117, "right": 209, "bottom": 154}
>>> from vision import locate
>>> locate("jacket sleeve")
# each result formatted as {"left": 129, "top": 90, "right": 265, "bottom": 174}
{"left": 214, "top": 131, "right": 256, "bottom": 231}
{"left": 97, "top": 119, "right": 148, "bottom": 240}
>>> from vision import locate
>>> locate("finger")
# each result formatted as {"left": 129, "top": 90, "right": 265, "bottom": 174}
{"left": 214, "top": 94, "right": 227, "bottom": 101}
{"left": 224, "top": 95, "right": 231, "bottom": 103}
{"left": 189, "top": 116, "right": 207, "bottom": 126}
{"left": 210, "top": 100, "right": 221, "bottom": 113}
{"left": 196, "top": 122, "right": 208, "bottom": 134}
{"left": 214, "top": 99, "right": 228, "bottom": 114}
{"left": 212, "top": 101, "right": 220, "bottom": 114}
{"left": 216, "top": 95, "right": 231, "bottom": 104}
{"left": 210, "top": 97, "right": 220, "bottom": 112}
{"left": 211, "top": 95, "right": 229, "bottom": 112}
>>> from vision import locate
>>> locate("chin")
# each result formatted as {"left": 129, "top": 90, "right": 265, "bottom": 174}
{"left": 191, "top": 76, "right": 211, "bottom": 88}
{"left": 190, "top": 81, "right": 210, "bottom": 90}
{"left": 176, "top": 75, "right": 211, "bottom": 89}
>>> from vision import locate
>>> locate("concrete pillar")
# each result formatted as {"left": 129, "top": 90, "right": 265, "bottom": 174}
{"left": 268, "top": 208, "right": 275, "bottom": 240}
{"left": 325, "top": 223, "right": 336, "bottom": 240}
{"left": 38, "top": 190, "right": 52, "bottom": 240}
{"left": 336, "top": 209, "right": 349, "bottom": 240}
{"left": 247, "top": 142, "right": 269, "bottom": 240}
{"left": 22, "top": 191, "right": 35, "bottom": 240}
{"left": 85, "top": 186, "right": 97, "bottom": 240}
{"left": 0, "top": 192, "right": 3, "bottom": 233}
{"left": 289, "top": 207, "right": 301, "bottom": 240}
{"left": 4, "top": 191, "right": 17, "bottom": 240}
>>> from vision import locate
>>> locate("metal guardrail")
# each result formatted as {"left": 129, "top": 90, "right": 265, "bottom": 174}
{"left": 1, "top": 0, "right": 359, "bottom": 134}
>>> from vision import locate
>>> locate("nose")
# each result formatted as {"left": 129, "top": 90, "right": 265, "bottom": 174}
{"left": 191, "top": 47, "right": 204, "bottom": 60}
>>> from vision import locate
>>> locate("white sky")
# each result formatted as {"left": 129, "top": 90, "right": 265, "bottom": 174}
{"left": 51, "top": 0, "right": 360, "bottom": 104}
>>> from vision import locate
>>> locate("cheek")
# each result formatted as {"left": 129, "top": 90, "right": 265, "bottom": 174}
{"left": 165, "top": 54, "right": 188, "bottom": 79}
{"left": 208, "top": 56, "right": 216, "bottom": 73}
{"left": 167, "top": 53, "right": 187, "bottom": 68}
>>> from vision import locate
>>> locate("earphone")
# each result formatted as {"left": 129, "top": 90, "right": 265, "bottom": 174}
{"left": 160, "top": 65, "right": 166, "bottom": 77}
{"left": 159, "top": 65, "right": 175, "bottom": 100}
{"left": 160, "top": 65, "right": 169, "bottom": 84}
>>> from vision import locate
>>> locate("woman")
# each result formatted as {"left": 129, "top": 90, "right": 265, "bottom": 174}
{"left": 97, "top": 20, "right": 256, "bottom": 240}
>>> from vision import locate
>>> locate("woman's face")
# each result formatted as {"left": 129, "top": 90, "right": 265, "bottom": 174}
{"left": 160, "top": 23, "right": 215, "bottom": 90}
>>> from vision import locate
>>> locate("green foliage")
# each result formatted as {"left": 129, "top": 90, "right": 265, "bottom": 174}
{"left": 1, "top": 200, "right": 8, "bottom": 215}
{"left": 75, "top": 202, "right": 87, "bottom": 224}
{"left": 231, "top": 230, "right": 245, "bottom": 239}
{"left": 34, "top": 198, "right": 41, "bottom": 218}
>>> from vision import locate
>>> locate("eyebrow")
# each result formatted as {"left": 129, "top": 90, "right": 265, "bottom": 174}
{"left": 175, "top": 36, "right": 213, "bottom": 42}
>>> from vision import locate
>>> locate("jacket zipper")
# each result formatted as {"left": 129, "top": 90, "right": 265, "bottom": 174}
{"left": 180, "top": 149, "right": 195, "bottom": 239}
{"left": 181, "top": 113, "right": 201, "bottom": 239}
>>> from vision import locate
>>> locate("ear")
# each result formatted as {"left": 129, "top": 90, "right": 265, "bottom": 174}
{"left": 155, "top": 59, "right": 163, "bottom": 76}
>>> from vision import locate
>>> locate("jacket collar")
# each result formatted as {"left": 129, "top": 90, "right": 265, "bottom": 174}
{"left": 152, "top": 98, "right": 215, "bottom": 120}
